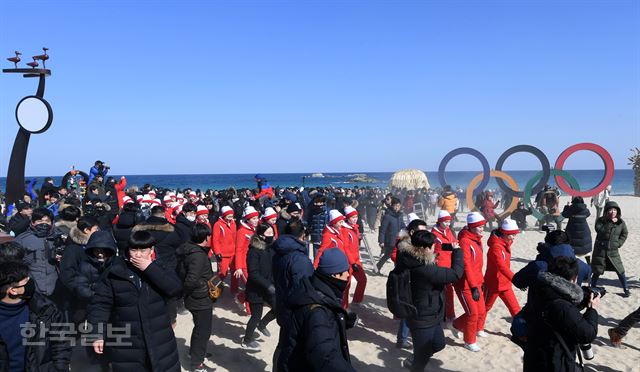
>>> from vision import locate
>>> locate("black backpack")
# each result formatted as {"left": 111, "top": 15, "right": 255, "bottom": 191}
{"left": 386, "top": 265, "right": 417, "bottom": 319}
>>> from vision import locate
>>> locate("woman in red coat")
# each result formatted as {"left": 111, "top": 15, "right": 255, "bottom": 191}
{"left": 340, "top": 206, "right": 367, "bottom": 309}
{"left": 262, "top": 207, "right": 279, "bottom": 240}
{"left": 313, "top": 209, "right": 346, "bottom": 265}
{"left": 432, "top": 210, "right": 459, "bottom": 325}
{"left": 484, "top": 218, "right": 521, "bottom": 319}
{"left": 481, "top": 192, "right": 500, "bottom": 231}
{"left": 213, "top": 206, "right": 238, "bottom": 290}
{"left": 452, "top": 212, "right": 487, "bottom": 352}
{"left": 234, "top": 206, "right": 260, "bottom": 313}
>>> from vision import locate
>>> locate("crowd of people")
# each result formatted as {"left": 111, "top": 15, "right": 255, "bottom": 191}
{"left": 0, "top": 162, "right": 637, "bottom": 372}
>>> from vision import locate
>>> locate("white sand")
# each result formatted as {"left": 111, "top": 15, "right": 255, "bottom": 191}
{"left": 174, "top": 195, "right": 640, "bottom": 372}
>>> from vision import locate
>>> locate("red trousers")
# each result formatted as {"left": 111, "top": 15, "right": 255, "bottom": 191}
{"left": 484, "top": 288, "right": 521, "bottom": 317}
{"left": 444, "top": 283, "right": 456, "bottom": 321}
{"left": 342, "top": 265, "right": 367, "bottom": 308}
{"left": 218, "top": 256, "right": 240, "bottom": 293}
{"left": 453, "top": 287, "right": 487, "bottom": 344}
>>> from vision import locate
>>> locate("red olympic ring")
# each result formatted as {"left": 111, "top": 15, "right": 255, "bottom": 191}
{"left": 554, "top": 143, "right": 615, "bottom": 197}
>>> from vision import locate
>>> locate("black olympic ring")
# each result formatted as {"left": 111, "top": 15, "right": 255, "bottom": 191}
{"left": 494, "top": 145, "right": 550, "bottom": 198}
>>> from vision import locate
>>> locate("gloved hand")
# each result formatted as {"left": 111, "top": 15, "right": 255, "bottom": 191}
{"left": 471, "top": 287, "right": 480, "bottom": 302}
{"left": 352, "top": 264, "right": 360, "bottom": 273}
{"left": 346, "top": 311, "right": 359, "bottom": 329}
{"left": 215, "top": 254, "right": 223, "bottom": 262}
{"left": 267, "top": 285, "right": 276, "bottom": 295}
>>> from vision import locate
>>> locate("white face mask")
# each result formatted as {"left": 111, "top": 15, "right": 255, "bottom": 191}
{"left": 186, "top": 215, "right": 196, "bottom": 222}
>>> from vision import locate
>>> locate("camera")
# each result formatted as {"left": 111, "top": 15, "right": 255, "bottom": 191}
{"left": 441, "top": 243, "right": 454, "bottom": 251}
{"left": 541, "top": 224, "right": 556, "bottom": 233}
{"left": 580, "top": 286, "right": 606, "bottom": 309}
{"left": 45, "top": 232, "right": 67, "bottom": 262}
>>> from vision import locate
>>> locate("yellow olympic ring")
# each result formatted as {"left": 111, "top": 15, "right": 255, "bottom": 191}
{"left": 466, "top": 170, "right": 520, "bottom": 220}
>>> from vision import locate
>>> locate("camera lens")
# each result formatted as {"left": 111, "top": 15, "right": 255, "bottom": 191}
{"left": 580, "top": 344, "right": 594, "bottom": 360}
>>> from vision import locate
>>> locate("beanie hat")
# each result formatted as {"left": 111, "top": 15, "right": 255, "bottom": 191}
{"left": 188, "top": 191, "right": 197, "bottom": 198}
{"left": 176, "top": 193, "right": 185, "bottom": 201}
{"left": 150, "top": 198, "right": 162, "bottom": 206}
{"left": 407, "top": 213, "right": 420, "bottom": 223}
{"left": 329, "top": 210, "right": 345, "bottom": 225}
{"left": 122, "top": 196, "right": 133, "bottom": 205}
{"left": 221, "top": 206, "right": 234, "bottom": 218}
{"left": 163, "top": 195, "right": 172, "bottom": 203}
{"left": 344, "top": 206, "right": 358, "bottom": 219}
{"left": 243, "top": 206, "right": 259, "bottom": 220}
{"left": 286, "top": 203, "right": 301, "bottom": 214}
{"left": 196, "top": 205, "right": 209, "bottom": 216}
{"left": 466, "top": 212, "right": 486, "bottom": 228}
{"left": 141, "top": 194, "right": 153, "bottom": 204}
{"left": 136, "top": 195, "right": 143, "bottom": 203}
{"left": 263, "top": 207, "right": 277, "bottom": 221}
{"left": 500, "top": 218, "right": 520, "bottom": 235}
{"left": 148, "top": 190, "right": 156, "bottom": 196}
{"left": 437, "top": 210, "right": 452, "bottom": 223}
{"left": 316, "top": 247, "right": 349, "bottom": 276}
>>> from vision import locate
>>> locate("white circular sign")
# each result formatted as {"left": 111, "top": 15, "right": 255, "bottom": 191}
{"left": 16, "top": 96, "right": 53, "bottom": 133}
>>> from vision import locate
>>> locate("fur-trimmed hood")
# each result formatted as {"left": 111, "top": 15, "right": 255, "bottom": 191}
{"left": 397, "top": 231, "right": 436, "bottom": 265}
{"left": 249, "top": 234, "right": 269, "bottom": 250}
{"left": 537, "top": 271, "right": 583, "bottom": 305}
{"left": 69, "top": 226, "right": 91, "bottom": 245}
{"left": 131, "top": 222, "right": 174, "bottom": 233}
{"left": 55, "top": 220, "right": 77, "bottom": 231}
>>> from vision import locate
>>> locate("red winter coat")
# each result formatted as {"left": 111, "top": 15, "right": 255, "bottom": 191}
{"left": 314, "top": 225, "right": 346, "bottom": 268}
{"left": 342, "top": 223, "right": 361, "bottom": 266}
{"left": 165, "top": 207, "right": 176, "bottom": 225}
{"left": 234, "top": 221, "right": 255, "bottom": 271}
{"left": 484, "top": 231, "right": 515, "bottom": 292}
{"left": 213, "top": 218, "right": 237, "bottom": 258}
{"left": 115, "top": 177, "right": 127, "bottom": 209}
{"left": 432, "top": 224, "right": 457, "bottom": 268}
{"left": 482, "top": 198, "right": 499, "bottom": 221}
{"left": 455, "top": 228, "right": 484, "bottom": 291}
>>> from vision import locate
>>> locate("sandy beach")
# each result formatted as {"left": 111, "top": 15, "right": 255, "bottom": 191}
{"left": 173, "top": 195, "right": 640, "bottom": 372}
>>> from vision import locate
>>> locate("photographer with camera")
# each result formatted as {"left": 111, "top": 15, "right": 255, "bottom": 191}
{"left": 88, "top": 160, "right": 110, "bottom": 184}
{"left": 13, "top": 208, "right": 64, "bottom": 303}
{"left": 523, "top": 256, "right": 599, "bottom": 372}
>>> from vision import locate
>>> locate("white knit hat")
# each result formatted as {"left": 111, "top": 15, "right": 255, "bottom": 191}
{"left": 407, "top": 213, "right": 420, "bottom": 223}
{"left": 466, "top": 212, "right": 486, "bottom": 228}
{"left": 196, "top": 205, "right": 209, "bottom": 216}
{"left": 243, "top": 206, "right": 259, "bottom": 220}
{"left": 344, "top": 206, "right": 358, "bottom": 219}
{"left": 122, "top": 196, "right": 133, "bottom": 205}
{"left": 150, "top": 198, "right": 162, "bottom": 206}
{"left": 263, "top": 207, "right": 277, "bottom": 221}
{"left": 437, "top": 210, "right": 452, "bottom": 222}
{"left": 163, "top": 195, "right": 172, "bottom": 203}
{"left": 500, "top": 218, "right": 519, "bottom": 235}
{"left": 329, "top": 209, "right": 345, "bottom": 225}
{"left": 221, "top": 206, "right": 234, "bottom": 218}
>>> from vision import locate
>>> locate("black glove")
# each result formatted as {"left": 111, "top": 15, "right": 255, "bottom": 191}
{"left": 471, "top": 287, "right": 480, "bottom": 302}
{"left": 215, "top": 254, "right": 223, "bottom": 262}
{"left": 267, "top": 285, "right": 276, "bottom": 295}
{"left": 352, "top": 263, "right": 360, "bottom": 273}
{"left": 346, "top": 311, "right": 359, "bottom": 329}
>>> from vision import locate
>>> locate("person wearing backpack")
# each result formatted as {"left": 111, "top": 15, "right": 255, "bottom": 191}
{"left": 523, "top": 256, "right": 599, "bottom": 372}
{"left": 285, "top": 248, "right": 357, "bottom": 372}
{"left": 395, "top": 230, "right": 464, "bottom": 371}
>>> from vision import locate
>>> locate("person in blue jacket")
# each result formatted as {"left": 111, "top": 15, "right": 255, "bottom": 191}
{"left": 88, "top": 160, "right": 109, "bottom": 184}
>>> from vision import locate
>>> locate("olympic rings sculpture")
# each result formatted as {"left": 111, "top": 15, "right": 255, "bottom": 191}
{"left": 438, "top": 143, "right": 614, "bottom": 199}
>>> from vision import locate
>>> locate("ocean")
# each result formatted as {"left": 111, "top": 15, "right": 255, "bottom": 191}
{"left": 0, "top": 169, "right": 635, "bottom": 196}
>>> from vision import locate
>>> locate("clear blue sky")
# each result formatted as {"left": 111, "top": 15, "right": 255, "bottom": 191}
{"left": 1, "top": 0, "right": 638, "bottom": 176}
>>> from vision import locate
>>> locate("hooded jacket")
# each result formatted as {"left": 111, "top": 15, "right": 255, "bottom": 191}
{"left": 561, "top": 202, "right": 592, "bottom": 256}
{"left": 283, "top": 274, "right": 356, "bottom": 372}
{"left": 246, "top": 235, "right": 275, "bottom": 304}
{"left": 87, "top": 257, "right": 182, "bottom": 372}
{"left": 378, "top": 208, "right": 405, "bottom": 248}
{"left": 112, "top": 210, "right": 143, "bottom": 255}
{"left": 438, "top": 192, "right": 458, "bottom": 214}
{"left": 396, "top": 237, "right": 464, "bottom": 329}
{"left": 59, "top": 226, "right": 92, "bottom": 294}
{"left": 455, "top": 227, "right": 484, "bottom": 291}
{"left": 177, "top": 241, "right": 214, "bottom": 311}
{"left": 523, "top": 272, "right": 598, "bottom": 372}
{"left": 132, "top": 216, "right": 182, "bottom": 271}
{"left": 484, "top": 231, "right": 515, "bottom": 292}
{"left": 591, "top": 201, "right": 628, "bottom": 275}
{"left": 14, "top": 226, "right": 61, "bottom": 296}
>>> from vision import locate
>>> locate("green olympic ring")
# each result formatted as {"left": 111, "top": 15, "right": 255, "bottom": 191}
{"left": 523, "top": 169, "right": 581, "bottom": 221}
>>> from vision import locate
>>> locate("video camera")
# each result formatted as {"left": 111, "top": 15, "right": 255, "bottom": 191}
{"left": 45, "top": 231, "right": 67, "bottom": 263}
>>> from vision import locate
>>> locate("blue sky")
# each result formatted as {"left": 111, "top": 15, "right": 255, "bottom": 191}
{"left": 0, "top": 0, "right": 638, "bottom": 176}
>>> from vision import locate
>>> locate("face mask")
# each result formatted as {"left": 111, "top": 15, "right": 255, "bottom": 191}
{"left": 186, "top": 215, "right": 196, "bottom": 222}
{"left": 33, "top": 223, "right": 51, "bottom": 237}
{"left": 264, "top": 236, "right": 274, "bottom": 244}
{"left": 22, "top": 279, "right": 36, "bottom": 300}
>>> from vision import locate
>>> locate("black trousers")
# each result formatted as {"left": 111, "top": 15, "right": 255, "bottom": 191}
{"left": 409, "top": 325, "right": 446, "bottom": 372}
{"left": 189, "top": 308, "right": 213, "bottom": 368}
{"left": 245, "top": 299, "right": 276, "bottom": 341}
{"left": 615, "top": 306, "right": 640, "bottom": 336}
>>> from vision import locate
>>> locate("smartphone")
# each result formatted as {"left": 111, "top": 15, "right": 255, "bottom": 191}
{"left": 441, "top": 243, "right": 454, "bottom": 251}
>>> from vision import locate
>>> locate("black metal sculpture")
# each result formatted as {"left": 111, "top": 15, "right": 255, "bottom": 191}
{"left": 3, "top": 48, "right": 52, "bottom": 207}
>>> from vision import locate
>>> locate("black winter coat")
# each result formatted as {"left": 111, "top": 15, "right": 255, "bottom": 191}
{"left": 132, "top": 217, "right": 182, "bottom": 271}
{"left": 174, "top": 214, "right": 195, "bottom": 244}
{"left": 87, "top": 257, "right": 182, "bottom": 372}
{"left": 177, "top": 242, "right": 214, "bottom": 311}
{"left": 59, "top": 226, "right": 91, "bottom": 294}
{"left": 245, "top": 235, "right": 275, "bottom": 304}
{"left": 378, "top": 209, "right": 405, "bottom": 248}
{"left": 0, "top": 292, "right": 71, "bottom": 372}
{"left": 523, "top": 272, "right": 598, "bottom": 372}
{"left": 561, "top": 203, "right": 592, "bottom": 256}
{"left": 306, "top": 206, "right": 328, "bottom": 244}
{"left": 112, "top": 210, "right": 143, "bottom": 256}
{"left": 396, "top": 237, "right": 464, "bottom": 329}
{"left": 283, "top": 274, "right": 356, "bottom": 372}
